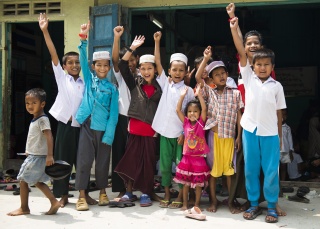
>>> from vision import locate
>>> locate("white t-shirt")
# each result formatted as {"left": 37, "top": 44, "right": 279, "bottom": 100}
{"left": 281, "top": 123, "right": 294, "bottom": 153}
{"left": 152, "top": 71, "right": 195, "bottom": 138}
{"left": 113, "top": 67, "right": 131, "bottom": 116}
{"left": 25, "top": 115, "right": 51, "bottom": 156}
{"left": 287, "top": 152, "right": 303, "bottom": 179}
{"left": 49, "top": 62, "right": 84, "bottom": 127}
{"left": 239, "top": 61, "right": 286, "bottom": 136}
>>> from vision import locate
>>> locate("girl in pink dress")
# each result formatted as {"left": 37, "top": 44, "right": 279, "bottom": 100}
{"left": 174, "top": 86, "right": 210, "bottom": 210}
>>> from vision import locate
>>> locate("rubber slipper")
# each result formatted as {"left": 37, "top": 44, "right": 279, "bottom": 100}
{"left": 120, "top": 192, "right": 138, "bottom": 202}
{"left": 265, "top": 209, "right": 278, "bottom": 223}
{"left": 243, "top": 206, "right": 263, "bottom": 220}
{"left": 288, "top": 195, "right": 310, "bottom": 203}
{"left": 76, "top": 198, "right": 89, "bottom": 211}
{"left": 159, "top": 200, "right": 170, "bottom": 208}
{"left": 109, "top": 198, "right": 135, "bottom": 208}
{"left": 13, "top": 187, "right": 31, "bottom": 195}
{"left": 140, "top": 194, "right": 152, "bottom": 207}
{"left": 4, "top": 184, "right": 17, "bottom": 191}
{"left": 168, "top": 201, "right": 183, "bottom": 209}
{"left": 184, "top": 206, "right": 206, "bottom": 221}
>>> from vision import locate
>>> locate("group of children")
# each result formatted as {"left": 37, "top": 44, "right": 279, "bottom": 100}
{"left": 7, "top": 3, "right": 290, "bottom": 224}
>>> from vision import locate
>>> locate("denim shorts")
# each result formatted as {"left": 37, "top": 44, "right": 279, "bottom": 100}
{"left": 17, "top": 154, "right": 50, "bottom": 186}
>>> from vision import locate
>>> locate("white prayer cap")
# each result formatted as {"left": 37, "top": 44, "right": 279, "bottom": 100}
{"left": 170, "top": 53, "right": 188, "bottom": 65}
{"left": 205, "top": 61, "right": 227, "bottom": 75}
{"left": 92, "top": 51, "right": 110, "bottom": 61}
{"left": 139, "top": 54, "right": 155, "bottom": 64}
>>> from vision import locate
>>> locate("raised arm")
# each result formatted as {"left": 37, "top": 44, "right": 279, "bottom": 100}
{"left": 195, "top": 46, "right": 212, "bottom": 88}
{"left": 230, "top": 17, "right": 247, "bottom": 67}
{"left": 122, "top": 35, "right": 145, "bottom": 61}
{"left": 112, "top": 26, "right": 124, "bottom": 72}
{"left": 195, "top": 85, "right": 207, "bottom": 122}
{"left": 154, "top": 31, "right": 163, "bottom": 75}
{"left": 39, "top": 13, "right": 59, "bottom": 66}
{"left": 176, "top": 87, "right": 188, "bottom": 123}
{"left": 226, "top": 3, "right": 243, "bottom": 42}
{"left": 78, "top": 21, "right": 92, "bottom": 84}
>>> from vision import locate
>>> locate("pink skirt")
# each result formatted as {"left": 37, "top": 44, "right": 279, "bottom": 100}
{"left": 173, "top": 154, "right": 210, "bottom": 188}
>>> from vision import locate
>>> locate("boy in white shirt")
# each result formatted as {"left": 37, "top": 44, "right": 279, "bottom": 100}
{"left": 230, "top": 17, "right": 286, "bottom": 223}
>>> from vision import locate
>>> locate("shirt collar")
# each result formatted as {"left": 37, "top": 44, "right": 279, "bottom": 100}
{"left": 67, "top": 74, "right": 83, "bottom": 83}
{"left": 253, "top": 74, "right": 276, "bottom": 84}
{"left": 94, "top": 76, "right": 109, "bottom": 85}
{"left": 170, "top": 80, "right": 185, "bottom": 88}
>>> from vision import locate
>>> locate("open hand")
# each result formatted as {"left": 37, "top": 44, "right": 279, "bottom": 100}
{"left": 38, "top": 13, "right": 49, "bottom": 31}
{"left": 130, "top": 35, "right": 145, "bottom": 50}
{"left": 114, "top": 26, "right": 124, "bottom": 37}
{"left": 180, "top": 86, "right": 188, "bottom": 97}
{"left": 80, "top": 20, "right": 91, "bottom": 36}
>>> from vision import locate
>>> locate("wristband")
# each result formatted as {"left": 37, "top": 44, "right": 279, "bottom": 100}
{"left": 125, "top": 46, "right": 134, "bottom": 53}
{"left": 228, "top": 17, "right": 235, "bottom": 22}
{"left": 79, "top": 33, "right": 87, "bottom": 39}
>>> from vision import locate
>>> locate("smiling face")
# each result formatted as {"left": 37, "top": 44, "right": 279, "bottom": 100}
{"left": 139, "top": 62, "right": 155, "bottom": 84}
{"left": 187, "top": 103, "right": 201, "bottom": 123}
{"left": 168, "top": 61, "right": 187, "bottom": 83}
{"left": 210, "top": 67, "right": 228, "bottom": 87}
{"left": 25, "top": 95, "right": 45, "bottom": 118}
{"left": 63, "top": 55, "right": 81, "bottom": 77}
{"left": 244, "top": 35, "right": 262, "bottom": 61}
{"left": 128, "top": 55, "right": 139, "bottom": 73}
{"left": 92, "top": 59, "right": 111, "bottom": 79}
{"left": 252, "top": 57, "right": 274, "bottom": 82}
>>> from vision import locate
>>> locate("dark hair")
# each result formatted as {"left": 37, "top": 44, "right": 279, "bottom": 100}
{"left": 168, "top": 60, "right": 187, "bottom": 70}
{"left": 62, "top": 51, "right": 79, "bottom": 65}
{"left": 193, "top": 56, "right": 213, "bottom": 69}
{"left": 25, "top": 88, "right": 46, "bottom": 102}
{"left": 139, "top": 62, "right": 156, "bottom": 68}
{"left": 252, "top": 48, "right": 275, "bottom": 65}
{"left": 243, "top": 30, "right": 263, "bottom": 46}
{"left": 184, "top": 99, "right": 202, "bottom": 116}
{"left": 119, "top": 47, "right": 138, "bottom": 59}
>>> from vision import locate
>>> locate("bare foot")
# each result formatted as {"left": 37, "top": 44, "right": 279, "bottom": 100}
{"left": 151, "top": 192, "right": 162, "bottom": 202}
{"left": 7, "top": 208, "right": 30, "bottom": 216}
{"left": 59, "top": 195, "right": 69, "bottom": 208}
{"left": 85, "top": 194, "right": 98, "bottom": 205}
{"left": 229, "top": 203, "right": 242, "bottom": 214}
{"left": 45, "top": 201, "right": 61, "bottom": 215}
{"left": 180, "top": 205, "right": 188, "bottom": 211}
{"left": 116, "top": 191, "right": 126, "bottom": 198}
{"left": 206, "top": 200, "right": 218, "bottom": 213}
{"left": 276, "top": 204, "right": 287, "bottom": 216}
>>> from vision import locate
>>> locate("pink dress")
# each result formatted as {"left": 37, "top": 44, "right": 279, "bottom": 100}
{"left": 173, "top": 118, "right": 211, "bottom": 188}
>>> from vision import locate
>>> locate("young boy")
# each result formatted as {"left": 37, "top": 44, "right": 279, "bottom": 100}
{"left": 230, "top": 17, "right": 286, "bottom": 223}
{"left": 195, "top": 46, "right": 243, "bottom": 213}
{"left": 38, "top": 13, "right": 97, "bottom": 207}
{"left": 8, "top": 88, "right": 60, "bottom": 216}
{"left": 111, "top": 26, "right": 139, "bottom": 198}
{"left": 280, "top": 108, "right": 294, "bottom": 181}
{"left": 75, "top": 21, "right": 119, "bottom": 211}
{"left": 152, "top": 31, "right": 195, "bottom": 208}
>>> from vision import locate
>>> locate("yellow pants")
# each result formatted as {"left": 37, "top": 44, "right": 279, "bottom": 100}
{"left": 211, "top": 132, "right": 234, "bottom": 177}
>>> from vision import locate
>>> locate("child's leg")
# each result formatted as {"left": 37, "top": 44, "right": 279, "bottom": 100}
{"left": 194, "top": 186, "right": 202, "bottom": 208}
{"left": 226, "top": 175, "right": 241, "bottom": 214}
{"left": 35, "top": 182, "right": 60, "bottom": 215}
{"left": 206, "top": 175, "right": 218, "bottom": 212}
{"left": 181, "top": 184, "right": 189, "bottom": 210}
{"left": 261, "top": 135, "right": 280, "bottom": 222}
{"left": 7, "top": 181, "right": 30, "bottom": 216}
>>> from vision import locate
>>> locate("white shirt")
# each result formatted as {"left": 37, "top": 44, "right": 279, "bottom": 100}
{"left": 239, "top": 61, "right": 286, "bottom": 136}
{"left": 281, "top": 123, "right": 294, "bottom": 153}
{"left": 113, "top": 68, "right": 131, "bottom": 116}
{"left": 26, "top": 115, "right": 51, "bottom": 155}
{"left": 49, "top": 62, "right": 84, "bottom": 127}
{"left": 152, "top": 71, "right": 195, "bottom": 138}
{"left": 287, "top": 152, "right": 303, "bottom": 179}
{"left": 227, "top": 77, "right": 238, "bottom": 88}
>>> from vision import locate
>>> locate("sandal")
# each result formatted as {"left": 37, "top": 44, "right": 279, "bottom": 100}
{"left": 159, "top": 200, "right": 170, "bottom": 208}
{"left": 120, "top": 192, "right": 138, "bottom": 202}
{"left": 265, "top": 209, "right": 278, "bottom": 223}
{"left": 98, "top": 194, "right": 109, "bottom": 206}
{"left": 168, "top": 201, "right": 183, "bottom": 209}
{"left": 140, "top": 194, "right": 152, "bottom": 207}
{"left": 184, "top": 207, "right": 206, "bottom": 221}
{"left": 109, "top": 198, "right": 135, "bottom": 208}
{"left": 243, "top": 206, "right": 262, "bottom": 220}
{"left": 76, "top": 198, "right": 89, "bottom": 211}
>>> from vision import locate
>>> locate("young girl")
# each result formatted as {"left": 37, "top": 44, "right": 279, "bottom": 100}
{"left": 115, "top": 35, "right": 162, "bottom": 207}
{"left": 173, "top": 86, "right": 211, "bottom": 211}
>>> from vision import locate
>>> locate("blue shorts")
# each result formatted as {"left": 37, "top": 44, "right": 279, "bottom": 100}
{"left": 17, "top": 155, "right": 50, "bottom": 186}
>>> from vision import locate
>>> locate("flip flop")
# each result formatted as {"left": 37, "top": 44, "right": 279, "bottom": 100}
{"left": 168, "top": 201, "right": 183, "bottom": 209}
{"left": 288, "top": 195, "right": 310, "bottom": 203}
{"left": 243, "top": 206, "right": 263, "bottom": 220}
{"left": 109, "top": 198, "right": 135, "bottom": 208}
{"left": 159, "top": 200, "right": 170, "bottom": 208}
{"left": 184, "top": 206, "right": 206, "bottom": 221}
{"left": 4, "top": 184, "right": 17, "bottom": 191}
{"left": 265, "top": 209, "right": 278, "bottom": 223}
